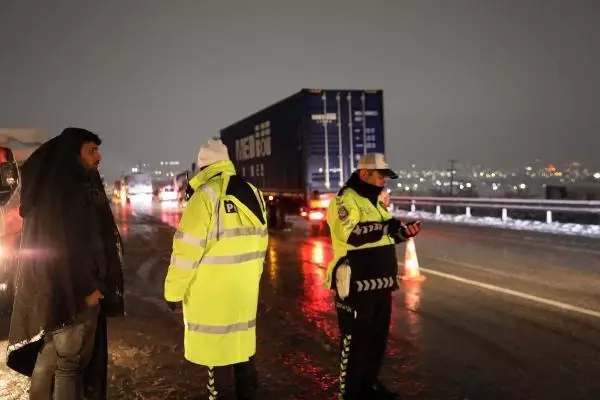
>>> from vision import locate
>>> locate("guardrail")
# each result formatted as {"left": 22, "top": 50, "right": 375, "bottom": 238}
{"left": 389, "top": 196, "right": 600, "bottom": 224}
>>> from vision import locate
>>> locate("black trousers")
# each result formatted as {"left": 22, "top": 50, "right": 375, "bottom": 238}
{"left": 335, "top": 290, "right": 392, "bottom": 400}
{"left": 206, "top": 356, "right": 258, "bottom": 400}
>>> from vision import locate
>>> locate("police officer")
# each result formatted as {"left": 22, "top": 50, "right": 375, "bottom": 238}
{"left": 326, "top": 153, "right": 421, "bottom": 400}
{"left": 164, "top": 139, "right": 269, "bottom": 400}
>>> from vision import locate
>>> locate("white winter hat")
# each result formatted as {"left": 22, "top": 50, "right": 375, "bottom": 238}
{"left": 197, "top": 139, "right": 230, "bottom": 169}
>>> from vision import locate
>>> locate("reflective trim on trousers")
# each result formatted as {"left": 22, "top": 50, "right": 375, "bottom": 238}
{"left": 338, "top": 334, "right": 352, "bottom": 399}
{"left": 185, "top": 319, "right": 257, "bottom": 334}
{"left": 207, "top": 367, "right": 218, "bottom": 399}
{"left": 200, "top": 250, "right": 266, "bottom": 265}
{"left": 355, "top": 277, "right": 395, "bottom": 292}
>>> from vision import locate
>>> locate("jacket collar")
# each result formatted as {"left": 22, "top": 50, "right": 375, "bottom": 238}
{"left": 189, "top": 160, "right": 235, "bottom": 190}
{"left": 346, "top": 172, "right": 383, "bottom": 205}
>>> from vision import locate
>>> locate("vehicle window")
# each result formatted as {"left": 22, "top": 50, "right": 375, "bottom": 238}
{"left": 0, "top": 147, "right": 19, "bottom": 205}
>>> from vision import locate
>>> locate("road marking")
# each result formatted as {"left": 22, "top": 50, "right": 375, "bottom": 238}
{"left": 448, "top": 232, "right": 600, "bottom": 256}
{"left": 306, "top": 235, "right": 600, "bottom": 319}
{"left": 423, "top": 255, "right": 517, "bottom": 280}
{"left": 418, "top": 267, "right": 600, "bottom": 319}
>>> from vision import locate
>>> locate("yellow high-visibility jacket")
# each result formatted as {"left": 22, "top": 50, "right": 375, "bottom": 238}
{"left": 164, "top": 160, "right": 268, "bottom": 367}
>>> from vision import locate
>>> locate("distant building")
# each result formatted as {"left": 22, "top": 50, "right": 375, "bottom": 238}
{"left": 128, "top": 161, "right": 182, "bottom": 179}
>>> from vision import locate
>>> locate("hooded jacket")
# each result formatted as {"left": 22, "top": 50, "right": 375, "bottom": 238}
{"left": 6, "top": 127, "right": 124, "bottom": 377}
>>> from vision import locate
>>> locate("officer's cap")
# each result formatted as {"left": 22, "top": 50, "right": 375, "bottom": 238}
{"left": 356, "top": 153, "right": 398, "bottom": 179}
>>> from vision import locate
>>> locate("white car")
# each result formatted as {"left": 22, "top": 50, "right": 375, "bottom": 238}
{"left": 158, "top": 185, "right": 178, "bottom": 202}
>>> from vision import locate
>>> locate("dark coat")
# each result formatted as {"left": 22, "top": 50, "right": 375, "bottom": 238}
{"left": 5, "top": 128, "right": 124, "bottom": 393}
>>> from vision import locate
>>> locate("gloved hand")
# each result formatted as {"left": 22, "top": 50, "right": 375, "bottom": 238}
{"left": 399, "top": 220, "right": 421, "bottom": 238}
{"left": 165, "top": 301, "right": 180, "bottom": 312}
{"left": 384, "top": 218, "right": 403, "bottom": 236}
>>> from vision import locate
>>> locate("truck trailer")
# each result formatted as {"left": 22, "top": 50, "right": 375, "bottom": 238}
{"left": 220, "top": 89, "right": 386, "bottom": 233}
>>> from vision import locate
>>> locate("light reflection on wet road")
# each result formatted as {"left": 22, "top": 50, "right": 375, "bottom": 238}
{"left": 122, "top": 200, "right": 600, "bottom": 399}
{"left": 2, "top": 198, "right": 599, "bottom": 399}
{"left": 259, "top": 215, "right": 600, "bottom": 399}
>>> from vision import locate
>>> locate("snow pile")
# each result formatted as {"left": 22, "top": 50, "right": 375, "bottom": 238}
{"left": 392, "top": 210, "right": 600, "bottom": 238}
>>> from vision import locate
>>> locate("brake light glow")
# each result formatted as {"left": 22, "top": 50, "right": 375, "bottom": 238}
{"left": 308, "top": 211, "right": 325, "bottom": 221}
{"left": 309, "top": 199, "right": 331, "bottom": 209}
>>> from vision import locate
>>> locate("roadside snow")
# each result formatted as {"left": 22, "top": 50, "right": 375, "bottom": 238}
{"left": 393, "top": 210, "right": 600, "bottom": 238}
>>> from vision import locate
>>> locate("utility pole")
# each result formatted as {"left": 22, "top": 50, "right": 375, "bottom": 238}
{"left": 448, "top": 159, "right": 457, "bottom": 197}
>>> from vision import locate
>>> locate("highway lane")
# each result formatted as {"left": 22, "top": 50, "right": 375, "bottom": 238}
{"left": 150, "top": 205, "right": 600, "bottom": 399}
{"left": 410, "top": 222, "right": 600, "bottom": 312}
{"left": 288, "top": 218, "right": 600, "bottom": 399}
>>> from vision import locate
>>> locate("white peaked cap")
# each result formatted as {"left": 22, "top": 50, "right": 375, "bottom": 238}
{"left": 356, "top": 153, "right": 399, "bottom": 179}
{"left": 197, "top": 139, "right": 230, "bottom": 169}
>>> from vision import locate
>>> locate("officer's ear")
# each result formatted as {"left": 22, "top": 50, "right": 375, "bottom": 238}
{"left": 358, "top": 169, "right": 370, "bottom": 181}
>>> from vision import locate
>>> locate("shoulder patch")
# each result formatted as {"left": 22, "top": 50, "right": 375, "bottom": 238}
{"left": 224, "top": 199, "right": 238, "bottom": 214}
{"left": 338, "top": 205, "right": 349, "bottom": 221}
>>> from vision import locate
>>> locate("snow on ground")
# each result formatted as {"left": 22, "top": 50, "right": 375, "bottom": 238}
{"left": 393, "top": 210, "right": 600, "bottom": 238}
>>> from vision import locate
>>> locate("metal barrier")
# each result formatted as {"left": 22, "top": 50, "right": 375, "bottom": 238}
{"left": 389, "top": 196, "right": 600, "bottom": 224}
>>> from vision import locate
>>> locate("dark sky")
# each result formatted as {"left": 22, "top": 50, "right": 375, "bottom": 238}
{"left": 1, "top": 0, "right": 598, "bottom": 180}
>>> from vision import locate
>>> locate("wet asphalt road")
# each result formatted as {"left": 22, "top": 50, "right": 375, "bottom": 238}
{"left": 1, "top": 197, "right": 600, "bottom": 399}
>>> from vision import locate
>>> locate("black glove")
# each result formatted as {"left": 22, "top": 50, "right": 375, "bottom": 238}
{"left": 385, "top": 218, "right": 402, "bottom": 236}
{"left": 165, "top": 301, "right": 180, "bottom": 312}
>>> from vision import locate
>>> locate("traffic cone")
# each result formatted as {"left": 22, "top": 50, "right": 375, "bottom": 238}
{"left": 400, "top": 237, "right": 426, "bottom": 282}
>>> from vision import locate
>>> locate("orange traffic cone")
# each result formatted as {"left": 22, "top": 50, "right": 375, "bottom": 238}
{"left": 400, "top": 238, "right": 426, "bottom": 282}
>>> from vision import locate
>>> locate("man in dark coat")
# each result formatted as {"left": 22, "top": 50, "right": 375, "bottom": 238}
{"left": 5, "top": 127, "right": 125, "bottom": 400}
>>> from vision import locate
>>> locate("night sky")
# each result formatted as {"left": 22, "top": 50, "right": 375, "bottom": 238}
{"left": 1, "top": 0, "right": 598, "bottom": 180}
